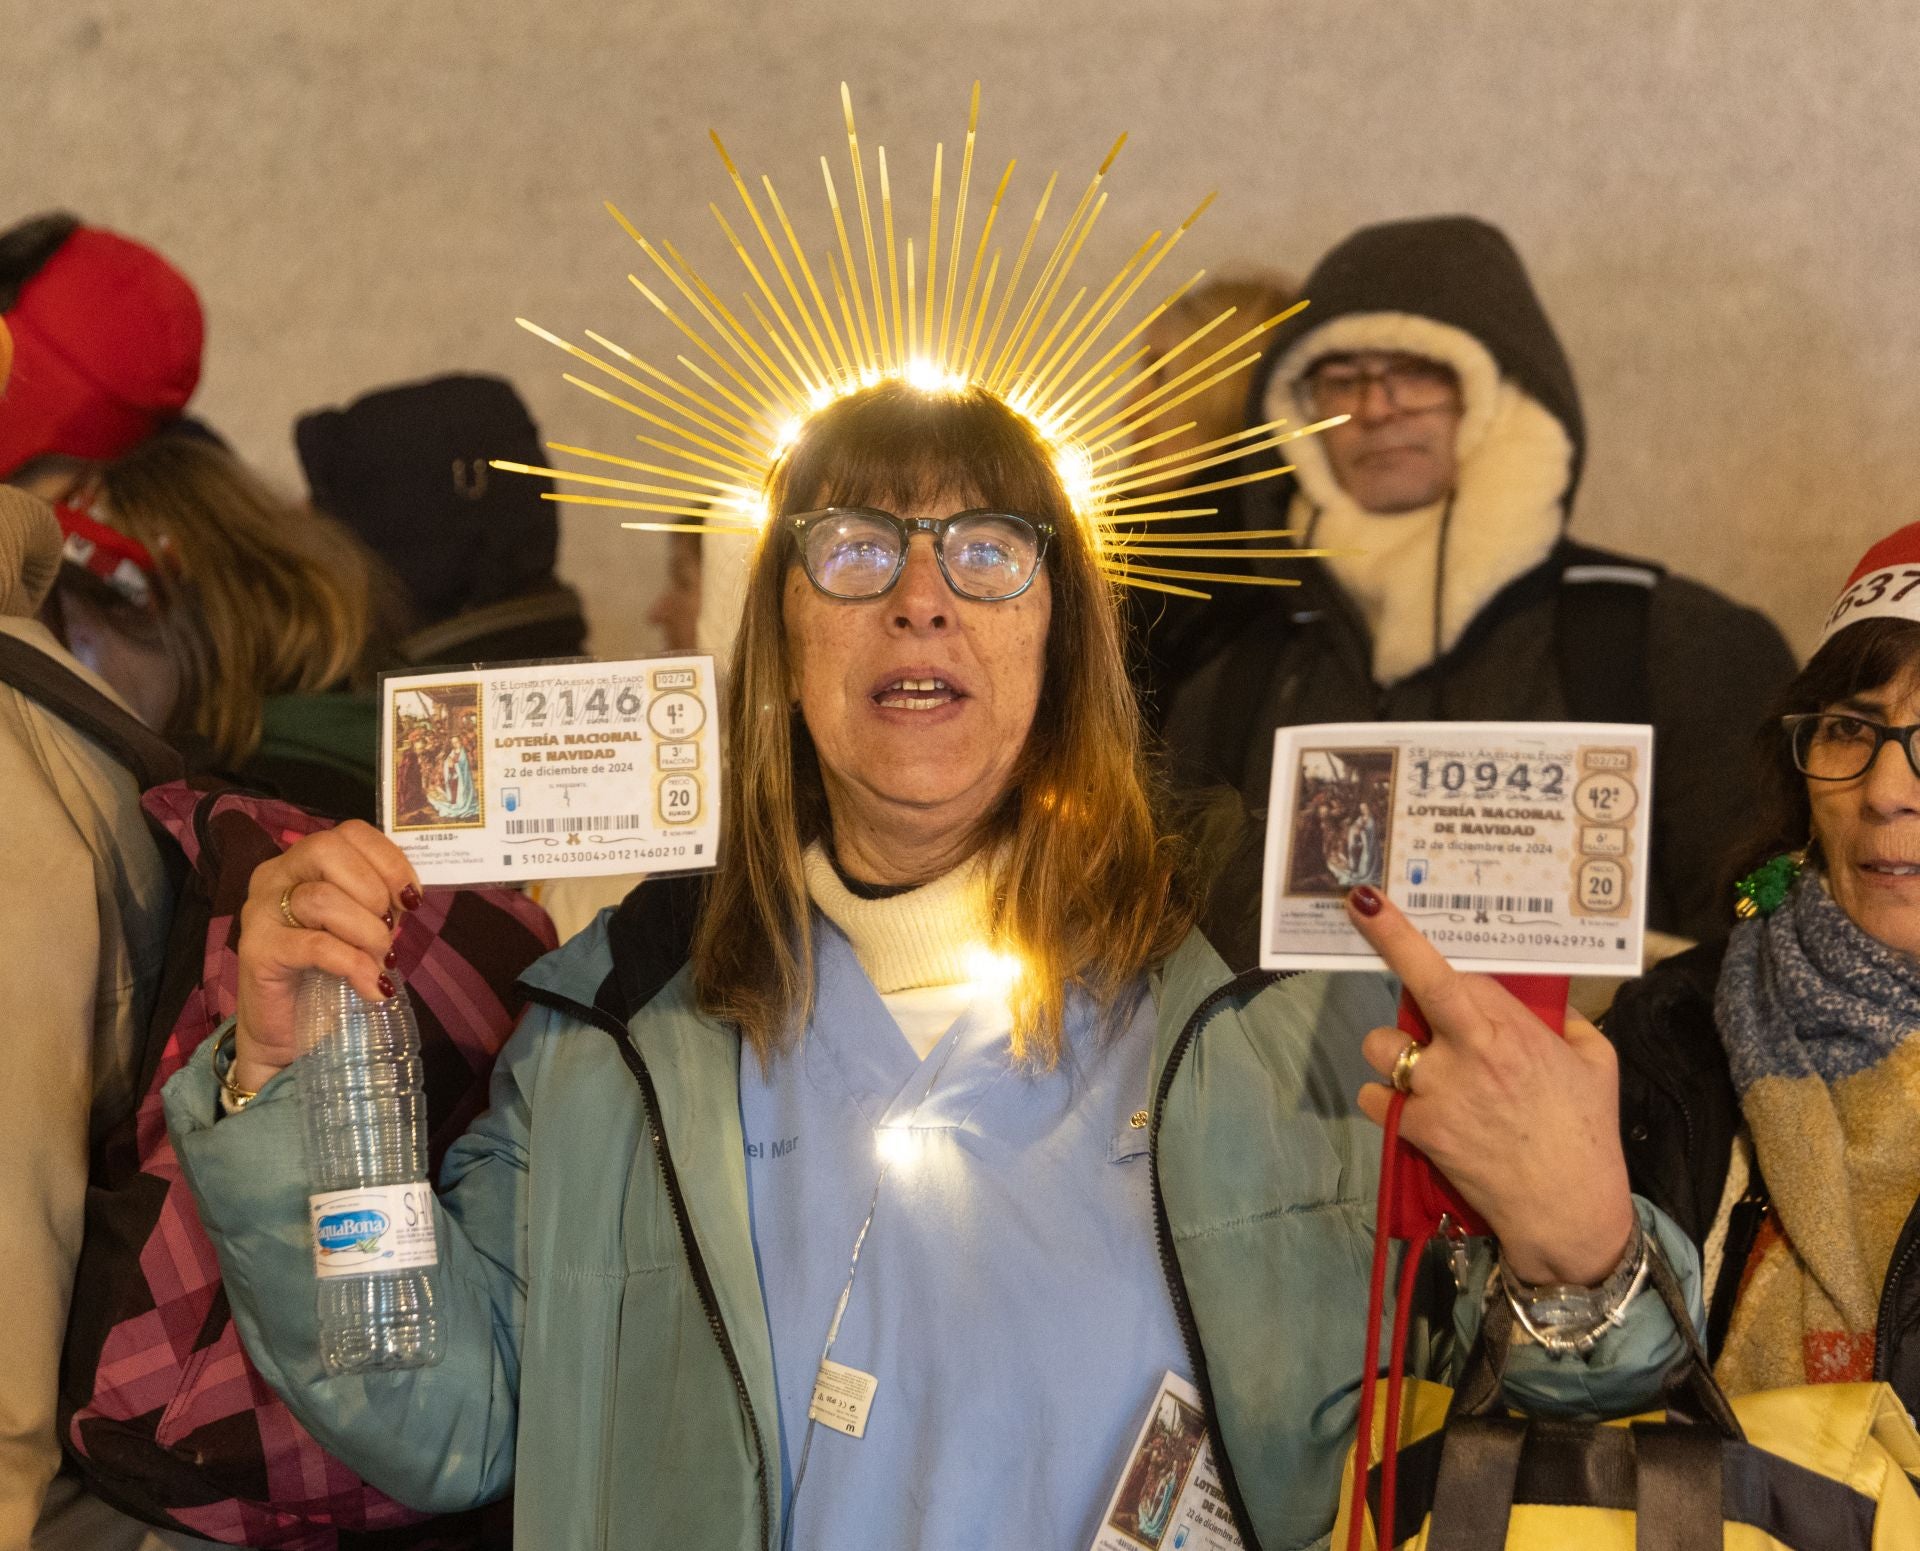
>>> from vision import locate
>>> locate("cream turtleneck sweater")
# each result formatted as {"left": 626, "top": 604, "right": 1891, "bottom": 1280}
{"left": 801, "top": 841, "right": 995, "bottom": 1058}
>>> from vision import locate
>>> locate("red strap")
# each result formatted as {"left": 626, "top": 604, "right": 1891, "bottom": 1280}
{"left": 1347, "top": 1091, "right": 1402, "bottom": 1551}
{"left": 1346, "top": 973, "right": 1569, "bottom": 1550}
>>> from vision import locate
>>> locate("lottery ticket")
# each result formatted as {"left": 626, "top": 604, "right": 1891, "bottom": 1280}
{"left": 379, "top": 656, "right": 720, "bottom": 886}
{"left": 1260, "top": 721, "right": 1654, "bottom": 976}
{"left": 1088, "top": 1372, "right": 1243, "bottom": 1551}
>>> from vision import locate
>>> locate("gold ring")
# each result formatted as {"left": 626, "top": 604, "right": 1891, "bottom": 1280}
{"left": 1390, "top": 1040, "right": 1424, "bottom": 1095}
{"left": 279, "top": 885, "right": 306, "bottom": 931}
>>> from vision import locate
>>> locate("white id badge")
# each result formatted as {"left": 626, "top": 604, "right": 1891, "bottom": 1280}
{"left": 807, "top": 1358, "right": 878, "bottom": 1438}
{"left": 1259, "top": 721, "right": 1655, "bottom": 976}
{"left": 378, "top": 656, "right": 721, "bottom": 886}
{"left": 1088, "top": 1371, "right": 1245, "bottom": 1550}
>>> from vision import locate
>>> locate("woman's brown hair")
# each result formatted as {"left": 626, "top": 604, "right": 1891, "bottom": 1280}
{"left": 692, "top": 382, "right": 1196, "bottom": 1067}
{"left": 92, "top": 434, "right": 385, "bottom": 764}
{"left": 1730, "top": 616, "right": 1920, "bottom": 889}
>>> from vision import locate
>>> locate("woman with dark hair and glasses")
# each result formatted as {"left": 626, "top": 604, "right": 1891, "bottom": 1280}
{"left": 1609, "top": 521, "right": 1920, "bottom": 1414}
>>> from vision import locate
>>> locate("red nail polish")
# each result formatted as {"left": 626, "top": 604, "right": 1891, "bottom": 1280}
{"left": 383, "top": 949, "right": 399, "bottom": 970}
{"left": 400, "top": 885, "right": 423, "bottom": 911}
{"left": 382, "top": 908, "right": 395, "bottom": 928}
{"left": 1349, "top": 885, "right": 1384, "bottom": 917}
{"left": 378, "top": 974, "right": 397, "bottom": 999}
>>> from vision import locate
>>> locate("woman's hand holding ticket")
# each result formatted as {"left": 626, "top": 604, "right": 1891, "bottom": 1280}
{"left": 1344, "top": 884, "right": 1637, "bottom": 1287}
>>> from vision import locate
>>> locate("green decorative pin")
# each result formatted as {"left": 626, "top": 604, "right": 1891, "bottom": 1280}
{"left": 1733, "top": 851, "right": 1804, "bottom": 919}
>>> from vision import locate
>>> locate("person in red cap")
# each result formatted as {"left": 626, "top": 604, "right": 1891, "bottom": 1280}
{"left": 1607, "top": 520, "right": 1920, "bottom": 1418}
{"left": 0, "top": 212, "right": 204, "bottom": 488}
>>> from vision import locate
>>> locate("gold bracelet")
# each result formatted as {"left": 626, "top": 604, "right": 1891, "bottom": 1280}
{"left": 213, "top": 1025, "right": 260, "bottom": 1111}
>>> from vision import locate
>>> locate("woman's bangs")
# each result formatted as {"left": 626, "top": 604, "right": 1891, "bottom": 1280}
{"left": 773, "top": 384, "right": 1071, "bottom": 523}
{"left": 1799, "top": 619, "right": 1920, "bottom": 713}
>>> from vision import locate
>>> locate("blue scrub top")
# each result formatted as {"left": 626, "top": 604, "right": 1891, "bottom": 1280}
{"left": 740, "top": 922, "right": 1192, "bottom": 1547}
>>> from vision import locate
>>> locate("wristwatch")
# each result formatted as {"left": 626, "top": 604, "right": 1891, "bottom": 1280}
{"left": 1498, "top": 1217, "right": 1650, "bottom": 1355}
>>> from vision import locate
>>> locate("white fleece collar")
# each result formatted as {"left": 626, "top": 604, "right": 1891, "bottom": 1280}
{"left": 1265, "top": 312, "right": 1574, "bottom": 686}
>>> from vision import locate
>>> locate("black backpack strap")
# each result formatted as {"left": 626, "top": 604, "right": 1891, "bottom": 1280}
{"left": 0, "top": 630, "right": 185, "bottom": 789}
{"left": 599, "top": 871, "right": 708, "bottom": 1026}
{"left": 1554, "top": 545, "right": 1662, "bottom": 725}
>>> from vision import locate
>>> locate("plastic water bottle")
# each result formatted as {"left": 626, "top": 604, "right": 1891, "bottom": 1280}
{"left": 294, "top": 969, "right": 443, "bottom": 1374}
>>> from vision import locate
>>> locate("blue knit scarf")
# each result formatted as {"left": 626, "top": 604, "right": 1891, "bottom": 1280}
{"left": 1715, "top": 872, "right": 1920, "bottom": 1095}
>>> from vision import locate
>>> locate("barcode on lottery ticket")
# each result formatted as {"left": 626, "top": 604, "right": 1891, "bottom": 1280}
{"left": 1403, "top": 891, "right": 1557, "bottom": 915}
{"left": 504, "top": 814, "right": 645, "bottom": 835}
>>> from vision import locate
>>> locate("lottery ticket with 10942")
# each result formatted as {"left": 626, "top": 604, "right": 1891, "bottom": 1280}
{"left": 378, "top": 656, "right": 720, "bottom": 887}
{"left": 1259, "top": 722, "right": 1654, "bottom": 976}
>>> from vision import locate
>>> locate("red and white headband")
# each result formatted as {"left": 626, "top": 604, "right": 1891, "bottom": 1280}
{"left": 54, "top": 503, "right": 160, "bottom": 610}
{"left": 1820, "top": 522, "right": 1920, "bottom": 648}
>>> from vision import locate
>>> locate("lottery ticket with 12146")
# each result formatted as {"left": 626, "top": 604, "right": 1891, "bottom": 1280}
{"left": 378, "top": 656, "right": 720, "bottom": 887}
{"left": 1259, "top": 721, "right": 1654, "bottom": 976}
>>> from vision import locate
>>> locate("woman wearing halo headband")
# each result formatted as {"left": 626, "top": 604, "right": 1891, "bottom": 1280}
{"left": 164, "top": 92, "right": 1699, "bottom": 1550}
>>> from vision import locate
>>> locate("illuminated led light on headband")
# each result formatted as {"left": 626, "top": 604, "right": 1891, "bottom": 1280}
{"left": 493, "top": 82, "right": 1348, "bottom": 597}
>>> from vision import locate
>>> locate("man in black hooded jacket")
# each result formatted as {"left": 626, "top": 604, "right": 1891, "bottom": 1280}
{"left": 1161, "top": 216, "right": 1795, "bottom": 940}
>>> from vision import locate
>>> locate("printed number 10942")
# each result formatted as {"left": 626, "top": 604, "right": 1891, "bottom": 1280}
{"left": 1411, "top": 758, "right": 1567, "bottom": 799}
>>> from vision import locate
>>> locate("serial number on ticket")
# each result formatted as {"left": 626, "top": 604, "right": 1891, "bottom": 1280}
{"left": 1258, "top": 721, "right": 1654, "bottom": 976}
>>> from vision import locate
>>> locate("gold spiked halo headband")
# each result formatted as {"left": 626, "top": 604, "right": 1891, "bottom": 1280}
{"left": 494, "top": 83, "right": 1343, "bottom": 601}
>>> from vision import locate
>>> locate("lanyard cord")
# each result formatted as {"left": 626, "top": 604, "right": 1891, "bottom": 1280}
{"left": 780, "top": 1021, "right": 970, "bottom": 1548}
{"left": 1429, "top": 491, "right": 1456, "bottom": 717}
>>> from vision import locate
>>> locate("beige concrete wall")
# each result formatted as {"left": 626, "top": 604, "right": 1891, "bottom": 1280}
{"left": 5, "top": 0, "right": 1916, "bottom": 662}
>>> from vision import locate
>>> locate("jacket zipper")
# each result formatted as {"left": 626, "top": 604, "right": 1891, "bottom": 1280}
{"left": 1149, "top": 967, "right": 1293, "bottom": 1551}
{"left": 522, "top": 985, "right": 774, "bottom": 1551}
{"left": 1874, "top": 1192, "right": 1920, "bottom": 1382}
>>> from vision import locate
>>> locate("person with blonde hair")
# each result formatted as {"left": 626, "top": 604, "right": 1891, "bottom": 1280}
{"left": 165, "top": 378, "right": 1698, "bottom": 1550}
{"left": 46, "top": 431, "right": 391, "bottom": 816}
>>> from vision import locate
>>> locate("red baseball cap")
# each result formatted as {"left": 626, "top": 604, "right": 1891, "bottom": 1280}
{"left": 0, "top": 226, "right": 204, "bottom": 479}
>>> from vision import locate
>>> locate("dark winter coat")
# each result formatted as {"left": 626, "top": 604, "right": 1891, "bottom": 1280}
{"left": 1164, "top": 544, "right": 1796, "bottom": 938}
{"left": 1606, "top": 942, "right": 1920, "bottom": 1412}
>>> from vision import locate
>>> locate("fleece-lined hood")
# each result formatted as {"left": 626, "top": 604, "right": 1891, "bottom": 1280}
{"left": 1262, "top": 215, "right": 1585, "bottom": 488}
{"left": 1252, "top": 216, "right": 1587, "bottom": 685}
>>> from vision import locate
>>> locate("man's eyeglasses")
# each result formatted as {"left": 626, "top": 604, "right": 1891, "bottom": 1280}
{"left": 1785, "top": 713, "right": 1920, "bottom": 781}
{"left": 1296, "top": 354, "right": 1460, "bottom": 418}
{"left": 788, "top": 507, "right": 1053, "bottom": 602}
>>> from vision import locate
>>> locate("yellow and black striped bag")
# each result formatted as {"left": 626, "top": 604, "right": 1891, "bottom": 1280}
{"left": 1335, "top": 1250, "right": 1920, "bottom": 1550}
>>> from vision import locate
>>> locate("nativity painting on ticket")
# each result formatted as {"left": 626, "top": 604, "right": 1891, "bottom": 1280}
{"left": 1284, "top": 746, "right": 1397, "bottom": 896}
{"left": 389, "top": 681, "right": 485, "bottom": 831}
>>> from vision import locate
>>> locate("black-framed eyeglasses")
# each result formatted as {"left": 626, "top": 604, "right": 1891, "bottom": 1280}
{"left": 787, "top": 506, "right": 1053, "bottom": 602}
{"left": 1785, "top": 713, "right": 1920, "bottom": 781}
{"left": 1294, "top": 353, "right": 1459, "bottom": 418}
